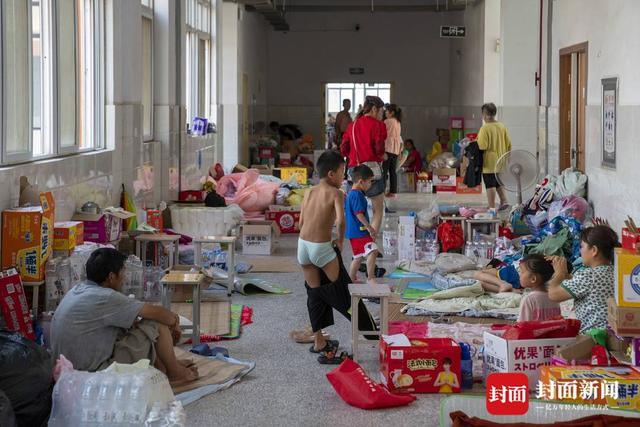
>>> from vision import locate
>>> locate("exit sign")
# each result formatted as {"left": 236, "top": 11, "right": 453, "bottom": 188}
{"left": 349, "top": 67, "right": 365, "bottom": 75}
{"left": 440, "top": 26, "right": 466, "bottom": 38}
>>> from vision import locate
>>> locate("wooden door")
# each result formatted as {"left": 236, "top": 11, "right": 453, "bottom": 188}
{"left": 576, "top": 51, "right": 587, "bottom": 172}
{"left": 559, "top": 54, "right": 572, "bottom": 171}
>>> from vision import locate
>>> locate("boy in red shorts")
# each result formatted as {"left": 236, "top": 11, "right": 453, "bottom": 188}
{"left": 346, "top": 165, "right": 379, "bottom": 283}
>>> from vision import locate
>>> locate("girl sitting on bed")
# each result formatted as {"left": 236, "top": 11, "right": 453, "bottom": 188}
{"left": 516, "top": 254, "right": 561, "bottom": 321}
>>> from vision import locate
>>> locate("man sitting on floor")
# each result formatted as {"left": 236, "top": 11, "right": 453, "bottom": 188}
{"left": 51, "top": 248, "right": 197, "bottom": 384}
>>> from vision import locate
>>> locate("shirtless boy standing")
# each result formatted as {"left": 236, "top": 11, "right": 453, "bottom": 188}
{"left": 298, "top": 150, "right": 346, "bottom": 352}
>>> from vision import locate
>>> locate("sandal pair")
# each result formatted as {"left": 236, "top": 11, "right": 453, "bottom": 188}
{"left": 318, "top": 351, "right": 352, "bottom": 365}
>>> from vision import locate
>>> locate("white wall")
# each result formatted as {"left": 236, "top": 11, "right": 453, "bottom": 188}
{"left": 548, "top": 0, "right": 640, "bottom": 232}
{"left": 266, "top": 11, "right": 459, "bottom": 152}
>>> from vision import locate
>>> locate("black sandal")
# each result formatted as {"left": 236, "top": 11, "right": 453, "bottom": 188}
{"left": 309, "top": 339, "right": 339, "bottom": 354}
{"left": 318, "top": 351, "right": 352, "bottom": 365}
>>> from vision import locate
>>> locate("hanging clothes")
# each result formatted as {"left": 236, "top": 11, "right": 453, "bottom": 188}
{"left": 463, "top": 141, "right": 484, "bottom": 188}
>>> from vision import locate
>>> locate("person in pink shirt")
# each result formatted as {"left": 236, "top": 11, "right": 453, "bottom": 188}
{"left": 517, "top": 254, "right": 562, "bottom": 321}
{"left": 383, "top": 104, "right": 403, "bottom": 197}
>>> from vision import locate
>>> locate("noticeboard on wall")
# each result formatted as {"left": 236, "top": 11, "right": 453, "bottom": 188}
{"left": 601, "top": 77, "right": 617, "bottom": 169}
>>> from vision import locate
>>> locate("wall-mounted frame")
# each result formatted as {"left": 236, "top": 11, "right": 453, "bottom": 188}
{"left": 601, "top": 77, "right": 617, "bottom": 169}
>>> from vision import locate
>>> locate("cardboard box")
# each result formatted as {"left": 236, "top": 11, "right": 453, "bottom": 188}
{"left": 273, "top": 167, "right": 308, "bottom": 185}
{"left": 483, "top": 330, "right": 576, "bottom": 389}
{"left": 53, "top": 221, "right": 84, "bottom": 251}
{"left": 608, "top": 297, "right": 640, "bottom": 336}
{"left": 2, "top": 192, "right": 55, "bottom": 282}
{"left": 436, "top": 186, "right": 457, "bottom": 193}
{"left": 621, "top": 228, "right": 640, "bottom": 252}
{"left": 380, "top": 337, "right": 461, "bottom": 394}
{"left": 258, "top": 147, "right": 275, "bottom": 159}
{"left": 146, "top": 209, "right": 164, "bottom": 231}
{"left": 242, "top": 220, "right": 280, "bottom": 255}
{"left": 398, "top": 216, "right": 416, "bottom": 262}
{"left": 178, "top": 190, "right": 204, "bottom": 202}
{"left": 552, "top": 330, "right": 633, "bottom": 366}
{"left": 432, "top": 168, "right": 457, "bottom": 187}
{"left": 538, "top": 365, "right": 640, "bottom": 410}
{"left": 455, "top": 177, "right": 482, "bottom": 194}
{"left": 0, "top": 269, "right": 35, "bottom": 340}
{"left": 72, "top": 209, "right": 136, "bottom": 244}
{"left": 614, "top": 249, "right": 640, "bottom": 307}
{"left": 278, "top": 152, "right": 292, "bottom": 167}
{"left": 265, "top": 206, "right": 301, "bottom": 234}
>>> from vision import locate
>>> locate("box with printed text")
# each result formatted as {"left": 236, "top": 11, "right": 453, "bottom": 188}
{"left": 483, "top": 330, "right": 576, "bottom": 389}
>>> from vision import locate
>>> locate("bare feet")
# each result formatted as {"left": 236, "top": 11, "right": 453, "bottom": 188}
{"left": 168, "top": 364, "right": 199, "bottom": 386}
{"left": 367, "top": 278, "right": 378, "bottom": 284}
{"left": 498, "top": 283, "right": 513, "bottom": 292}
{"left": 178, "top": 358, "right": 196, "bottom": 368}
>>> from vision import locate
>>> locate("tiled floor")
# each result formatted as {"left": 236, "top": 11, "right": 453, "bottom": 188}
{"left": 185, "top": 235, "right": 449, "bottom": 427}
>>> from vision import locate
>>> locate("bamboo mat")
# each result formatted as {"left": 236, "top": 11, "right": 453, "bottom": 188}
{"left": 172, "top": 301, "right": 231, "bottom": 336}
{"left": 388, "top": 301, "right": 512, "bottom": 325}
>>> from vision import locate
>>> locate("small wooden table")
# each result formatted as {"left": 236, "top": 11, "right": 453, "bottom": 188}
{"left": 160, "top": 271, "right": 204, "bottom": 345}
{"left": 193, "top": 236, "right": 236, "bottom": 298}
{"left": 349, "top": 283, "right": 391, "bottom": 362}
{"left": 135, "top": 234, "right": 180, "bottom": 268}
{"left": 464, "top": 218, "right": 501, "bottom": 240}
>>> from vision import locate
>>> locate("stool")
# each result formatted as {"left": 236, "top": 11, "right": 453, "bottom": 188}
{"left": 135, "top": 234, "right": 180, "bottom": 268}
{"left": 160, "top": 271, "right": 204, "bottom": 345}
{"left": 464, "top": 218, "right": 501, "bottom": 240}
{"left": 193, "top": 236, "right": 236, "bottom": 298}
{"left": 23, "top": 281, "right": 44, "bottom": 318}
{"left": 349, "top": 283, "right": 391, "bottom": 362}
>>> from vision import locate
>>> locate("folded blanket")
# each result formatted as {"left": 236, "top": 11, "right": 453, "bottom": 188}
{"left": 395, "top": 259, "right": 437, "bottom": 278}
{"left": 403, "top": 306, "right": 519, "bottom": 320}
{"left": 427, "top": 282, "right": 484, "bottom": 299}
{"left": 403, "top": 288, "right": 522, "bottom": 314}
{"left": 432, "top": 272, "right": 478, "bottom": 290}
{"left": 435, "top": 253, "right": 478, "bottom": 274}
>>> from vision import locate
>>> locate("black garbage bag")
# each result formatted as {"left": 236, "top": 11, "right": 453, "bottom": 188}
{"left": 0, "top": 390, "right": 17, "bottom": 427}
{"left": 0, "top": 329, "right": 53, "bottom": 427}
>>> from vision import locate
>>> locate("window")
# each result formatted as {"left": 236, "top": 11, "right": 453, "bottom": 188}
{"left": 185, "top": 0, "right": 211, "bottom": 128}
{"left": 0, "top": 0, "right": 102, "bottom": 164}
{"left": 325, "top": 83, "right": 392, "bottom": 119}
{"left": 142, "top": 1, "right": 153, "bottom": 140}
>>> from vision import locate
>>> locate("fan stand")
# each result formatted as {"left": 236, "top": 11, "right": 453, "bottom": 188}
{"left": 510, "top": 163, "right": 523, "bottom": 205}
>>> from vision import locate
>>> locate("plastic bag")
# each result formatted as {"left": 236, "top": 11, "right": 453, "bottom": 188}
{"left": 0, "top": 329, "right": 53, "bottom": 427}
{"left": 326, "top": 358, "right": 416, "bottom": 410}
{"left": 417, "top": 200, "right": 440, "bottom": 230}
{"left": 49, "top": 360, "right": 176, "bottom": 427}
{"left": 554, "top": 168, "right": 588, "bottom": 199}
{"left": 502, "top": 319, "right": 581, "bottom": 340}
{"left": 436, "top": 222, "right": 465, "bottom": 253}
{"left": 548, "top": 195, "right": 591, "bottom": 222}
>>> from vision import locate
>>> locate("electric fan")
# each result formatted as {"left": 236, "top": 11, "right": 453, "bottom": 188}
{"left": 495, "top": 150, "right": 540, "bottom": 205}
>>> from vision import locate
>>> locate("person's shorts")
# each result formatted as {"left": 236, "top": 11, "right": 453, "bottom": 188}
{"left": 350, "top": 236, "right": 378, "bottom": 259}
{"left": 297, "top": 238, "right": 337, "bottom": 267}
{"left": 497, "top": 265, "right": 521, "bottom": 289}
{"left": 483, "top": 173, "right": 500, "bottom": 189}
{"left": 98, "top": 319, "right": 159, "bottom": 370}
{"left": 348, "top": 167, "right": 385, "bottom": 198}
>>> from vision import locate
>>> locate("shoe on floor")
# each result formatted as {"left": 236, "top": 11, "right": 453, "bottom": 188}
{"left": 498, "top": 203, "right": 510, "bottom": 212}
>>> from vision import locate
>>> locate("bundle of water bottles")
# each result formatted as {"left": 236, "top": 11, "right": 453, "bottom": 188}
{"left": 49, "top": 367, "right": 185, "bottom": 426}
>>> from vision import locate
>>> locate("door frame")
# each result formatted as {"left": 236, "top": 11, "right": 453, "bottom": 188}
{"left": 559, "top": 42, "right": 588, "bottom": 172}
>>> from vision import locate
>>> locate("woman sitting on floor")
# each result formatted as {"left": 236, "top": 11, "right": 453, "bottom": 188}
{"left": 51, "top": 248, "right": 198, "bottom": 384}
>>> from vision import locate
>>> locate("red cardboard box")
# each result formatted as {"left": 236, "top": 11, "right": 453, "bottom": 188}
{"left": 0, "top": 269, "right": 34, "bottom": 340}
{"left": 622, "top": 228, "right": 640, "bottom": 252}
{"left": 53, "top": 221, "right": 84, "bottom": 251}
{"left": 146, "top": 209, "right": 164, "bottom": 230}
{"left": 178, "top": 191, "right": 204, "bottom": 202}
{"left": 456, "top": 177, "right": 482, "bottom": 194}
{"left": 435, "top": 186, "right": 457, "bottom": 193}
{"left": 265, "top": 206, "right": 301, "bottom": 234}
{"left": 72, "top": 209, "right": 136, "bottom": 244}
{"left": 380, "top": 337, "right": 461, "bottom": 394}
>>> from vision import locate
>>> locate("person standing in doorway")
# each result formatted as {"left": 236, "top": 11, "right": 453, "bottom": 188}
{"left": 383, "top": 104, "right": 403, "bottom": 197}
{"left": 335, "top": 99, "right": 353, "bottom": 146}
{"left": 341, "top": 95, "right": 387, "bottom": 234}
{"left": 477, "top": 103, "right": 511, "bottom": 210}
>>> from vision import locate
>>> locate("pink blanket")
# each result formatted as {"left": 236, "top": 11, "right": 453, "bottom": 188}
{"left": 216, "top": 169, "right": 278, "bottom": 212}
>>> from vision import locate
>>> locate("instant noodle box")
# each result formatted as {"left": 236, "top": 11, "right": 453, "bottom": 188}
{"left": 380, "top": 337, "right": 461, "bottom": 394}
{"left": 613, "top": 248, "right": 640, "bottom": 307}
{"left": 538, "top": 365, "right": 640, "bottom": 410}
{"left": 71, "top": 209, "right": 136, "bottom": 243}
{"left": 53, "top": 221, "right": 84, "bottom": 251}
{"left": 1, "top": 192, "right": 55, "bottom": 282}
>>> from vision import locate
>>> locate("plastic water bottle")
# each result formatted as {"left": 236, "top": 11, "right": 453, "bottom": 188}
{"left": 79, "top": 377, "right": 99, "bottom": 424}
{"left": 382, "top": 217, "right": 398, "bottom": 257}
{"left": 126, "top": 377, "right": 148, "bottom": 425}
{"left": 428, "top": 239, "right": 439, "bottom": 262}
{"left": 112, "top": 377, "right": 129, "bottom": 425}
{"left": 96, "top": 376, "right": 115, "bottom": 423}
{"left": 460, "top": 342, "right": 474, "bottom": 389}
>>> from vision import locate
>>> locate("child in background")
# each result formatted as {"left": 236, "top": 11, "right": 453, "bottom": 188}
{"left": 474, "top": 261, "right": 522, "bottom": 293}
{"left": 298, "top": 150, "right": 346, "bottom": 352}
{"left": 345, "top": 165, "right": 379, "bottom": 283}
{"left": 401, "top": 139, "right": 423, "bottom": 173}
{"left": 517, "top": 254, "right": 562, "bottom": 321}
{"left": 547, "top": 225, "right": 620, "bottom": 333}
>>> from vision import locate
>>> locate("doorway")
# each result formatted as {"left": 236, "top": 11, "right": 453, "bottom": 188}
{"left": 559, "top": 42, "right": 588, "bottom": 172}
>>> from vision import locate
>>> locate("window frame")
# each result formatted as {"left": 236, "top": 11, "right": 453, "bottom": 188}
{"left": 185, "top": 0, "right": 212, "bottom": 126}
{"left": 141, "top": 2, "right": 153, "bottom": 142}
